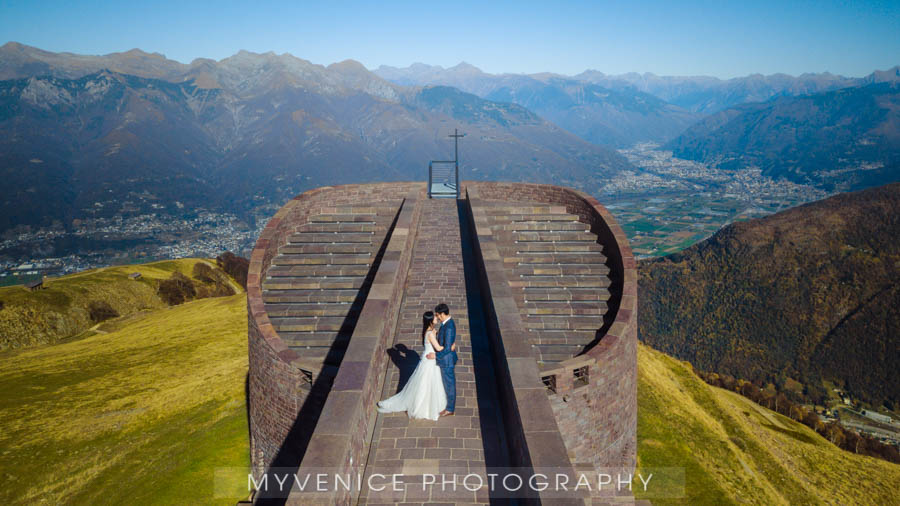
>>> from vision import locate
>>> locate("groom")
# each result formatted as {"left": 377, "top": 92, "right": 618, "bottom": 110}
{"left": 426, "top": 303, "right": 458, "bottom": 417}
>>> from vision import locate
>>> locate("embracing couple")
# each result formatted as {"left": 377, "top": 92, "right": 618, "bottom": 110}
{"left": 376, "top": 303, "right": 458, "bottom": 420}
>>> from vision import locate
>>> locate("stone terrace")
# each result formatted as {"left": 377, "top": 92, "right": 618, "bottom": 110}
{"left": 359, "top": 197, "right": 514, "bottom": 504}
{"left": 246, "top": 182, "right": 638, "bottom": 505}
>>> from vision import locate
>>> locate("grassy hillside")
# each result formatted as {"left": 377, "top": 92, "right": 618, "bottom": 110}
{"left": 635, "top": 344, "right": 900, "bottom": 505}
{"left": 0, "top": 258, "right": 231, "bottom": 350}
{"left": 3, "top": 258, "right": 898, "bottom": 504}
{"left": 0, "top": 291, "right": 250, "bottom": 505}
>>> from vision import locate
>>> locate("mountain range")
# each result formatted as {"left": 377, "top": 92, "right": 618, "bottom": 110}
{"left": 4, "top": 42, "right": 900, "bottom": 236}
{"left": 638, "top": 181, "right": 900, "bottom": 409}
{"left": 375, "top": 62, "right": 900, "bottom": 143}
{"left": 666, "top": 81, "right": 900, "bottom": 191}
{"left": 0, "top": 42, "right": 631, "bottom": 233}
{"left": 375, "top": 62, "right": 701, "bottom": 147}
{"left": 574, "top": 70, "right": 880, "bottom": 114}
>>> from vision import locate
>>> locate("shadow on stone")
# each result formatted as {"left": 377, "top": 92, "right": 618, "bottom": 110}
{"left": 244, "top": 372, "right": 251, "bottom": 446}
{"left": 458, "top": 198, "right": 517, "bottom": 505}
{"left": 386, "top": 343, "right": 421, "bottom": 393}
{"left": 252, "top": 204, "right": 402, "bottom": 505}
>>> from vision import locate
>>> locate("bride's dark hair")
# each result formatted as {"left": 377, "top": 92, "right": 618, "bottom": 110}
{"left": 422, "top": 310, "right": 435, "bottom": 339}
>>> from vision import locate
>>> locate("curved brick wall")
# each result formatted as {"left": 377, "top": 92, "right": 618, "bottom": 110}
{"left": 467, "top": 182, "right": 638, "bottom": 474}
{"left": 248, "top": 180, "right": 636, "bottom": 502}
{"left": 247, "top": 183, "right": 422, "bottom": 479}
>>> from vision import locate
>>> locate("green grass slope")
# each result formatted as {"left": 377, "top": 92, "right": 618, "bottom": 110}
{"left": 0, "top": 258, "right": 227, "bottom": 350}
{"left": 635, "top": 344, "right": 900, "bottom": 505}
{"left": 0, "top": 292, "right": 250, "bottom": 505}
{"left": 3, "top": 258, "right": 898, "bottom": 505}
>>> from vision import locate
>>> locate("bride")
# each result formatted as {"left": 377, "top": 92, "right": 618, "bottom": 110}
{"left": 377, "top": 311, "right": 448, "bottom": 420}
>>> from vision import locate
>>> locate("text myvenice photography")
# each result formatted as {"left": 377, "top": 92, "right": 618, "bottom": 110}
{"left": 214, "top": 466, "right": 686, "bottom": 499}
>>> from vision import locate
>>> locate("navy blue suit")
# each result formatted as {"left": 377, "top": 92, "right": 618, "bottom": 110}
{"left": 435, "top": 317, "right": 458, "bottom": 412}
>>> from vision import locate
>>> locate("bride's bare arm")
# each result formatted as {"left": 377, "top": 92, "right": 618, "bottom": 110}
{"left": 427, "top": 331, "right": 444, "bottom": 351}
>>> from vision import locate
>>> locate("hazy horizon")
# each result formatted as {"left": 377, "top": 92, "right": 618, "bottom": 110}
{"left": 1, "top": 0, "right": 898, "bottom": 80}
{"left": 3, "top": 40, "right": 898, "bottom": 81}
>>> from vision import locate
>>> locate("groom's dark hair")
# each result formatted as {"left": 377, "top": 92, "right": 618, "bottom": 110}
{"left": 434, "top": 303, "right": 450, "bottom": 315}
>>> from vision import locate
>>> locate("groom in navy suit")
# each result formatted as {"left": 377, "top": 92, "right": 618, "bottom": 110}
{"left": 426, "top": 303, "right": 458, "bottom": 416}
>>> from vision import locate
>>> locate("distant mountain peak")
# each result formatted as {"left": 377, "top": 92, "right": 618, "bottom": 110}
{"left": 222, "top": 49, "right": 315, "bottom": 69}
{"left": 110, "top": 48, "right": 168, "bottom": 61}
{"left": 448, "top": 61, "right": 483, "bottom": 74}
{"left": 230, "top": 49, "right": 278, "bottom": 61}
{"left": 0, "top": 41, "right": 53, "bottom": 57}
{"left": 1, "top": 41, "right": 27, "bottom": 51}
{"left": 189, "top": 57, "right": 216, "bottom": 67}
{"left": 409, "top": 62, "right": 438, "bottom": 71}
{"left": 866, "top": 65, "right": 900, "bottom": 83}
{"left": 328, "top": 59, "right": 369, "bottom": 73}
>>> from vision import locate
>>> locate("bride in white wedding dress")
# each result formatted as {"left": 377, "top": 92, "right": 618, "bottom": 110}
{"left": 376, "top": 311, "right": 448, "bottom": 421}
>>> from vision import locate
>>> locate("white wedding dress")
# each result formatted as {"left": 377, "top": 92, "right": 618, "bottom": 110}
{"left": 376, "top": 330, "right": 447, "bottom": 421}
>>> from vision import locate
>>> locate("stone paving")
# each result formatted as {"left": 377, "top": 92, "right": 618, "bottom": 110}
{"left": 359, "top": 198, "right": 502, "bottom": 505}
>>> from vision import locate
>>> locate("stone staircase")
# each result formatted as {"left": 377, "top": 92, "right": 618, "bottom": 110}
{"left": 261, "top": 202, "right": 401, "bottom": 379}
{"left": 479, "top": 201, "right": 611, "bottom": 367}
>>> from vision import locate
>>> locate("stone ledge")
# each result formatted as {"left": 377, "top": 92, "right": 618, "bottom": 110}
{"left": 247, "top": 182, "right": 424, "bottom": 481}
{"left": 286, "top": 185, "right": 425, "bottom": 504}
{"left": 466, "top": 181, "right": 637, "bottom": 493}
{"left": 466, "top": 184, "right": 589, "bottom": 504}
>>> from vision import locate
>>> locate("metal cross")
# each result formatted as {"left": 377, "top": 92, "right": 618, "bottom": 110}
{"left": 449, "top": 128, "right": 465, "bottom": 164}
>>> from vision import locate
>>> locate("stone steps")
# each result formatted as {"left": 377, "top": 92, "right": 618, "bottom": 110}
{"left": 521, "top": 287, "right": 610, "bottom": 302}
{"left": 268, "top": 316, "right": 356, "bottom": 333}
{"left": 477, "top": 199, "right": 611, "bottom": 363}
{"left": 511, "top": 275, "right": 611, "bottom": 288}
{"left": 262, "top": 289, "right": 361, "bottom": 303}
{"left": 298, "top": 222, "right": 377, "bottom": 233}
{"left": 510, "top": 242, "right": 606, "bottom": 253}
{"left": 262, "top": 277, "right": 365, "bottom": 290}
{"left": 279, "top": 244, "right": 374, "bottom": 254}
{"left": 283, "top": 344, "right": 346, "bottom": 365}
{"left": 510, "top": 253, "right": 607, "bottom": 264}
{"left": 497, "top": 221, "right": 590, "bottom": 231}
{"left": 286, "top": 233, "right": 374, "bottom": 243}
{"left": 260, "top": 200, "right": 401, "bottom": 376}
{"left": 264, "top": 302, "right": 360, "bottom": 317}
{"left": 523, "top": 300, "right": 607, "bottom": 315}
{"left": 523, "top": 314, "right": 605, "bottom": 330}
{"left": 272, "top": 253, "right": 373, "bottom": 265}
{"left": 527, "top": 329, "right": 598, "bottom": 346}
{"left": 513, "top": 230, "right": 596, "bottom": 242}
{"left": 490, "top": 214, "right": 581, "bottom": 222}
{"left": 532, "top": 343, "right": 588, "bottom": 363}
{"left": 278, "top": 331, "right": 351, "bottom": 348}
{"left": 307, "top": 214, "right": 379, "bottom": 223}
{"left": 266, "top": 265, "right": 371, "bottom": 277}
{"left": 315, "top": 205, "right": 397, "bottom": 214}
{"left": 480, "top": 205, "right": 568, "bottom": 214}
{"left": 513, "top": 264, "right": 610, "bottom": 276}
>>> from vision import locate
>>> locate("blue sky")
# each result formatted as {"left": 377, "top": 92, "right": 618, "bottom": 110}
{"left": 1, "top": 0, "right": 898, "bottom": 78}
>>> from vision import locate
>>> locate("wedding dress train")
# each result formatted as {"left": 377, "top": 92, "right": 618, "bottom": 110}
{"left": 376, "top": 331, "right": 447, "bottom": 420}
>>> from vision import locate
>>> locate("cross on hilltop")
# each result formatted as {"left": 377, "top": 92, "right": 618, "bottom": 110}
{"left": 428, "top": 129, "right": 465, "bottom": 198}
{"left": 449, "top": 128, "right": 465, "bottom": 165}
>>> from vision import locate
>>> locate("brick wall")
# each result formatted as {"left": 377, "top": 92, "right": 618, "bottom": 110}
{"left": 247, "top": 180, "right": 636, "bottom": 501}
{"left": 247, "top": 183, "right": 422, "bottom": 480}
{"left": 467, "top": 181, "right": 638, "bottom": 476}
{"left": 285, "top": 186, "right": 424, "bottom": 504}
{"left": 466, "top": 184, "right": 589, "bottom": 504}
